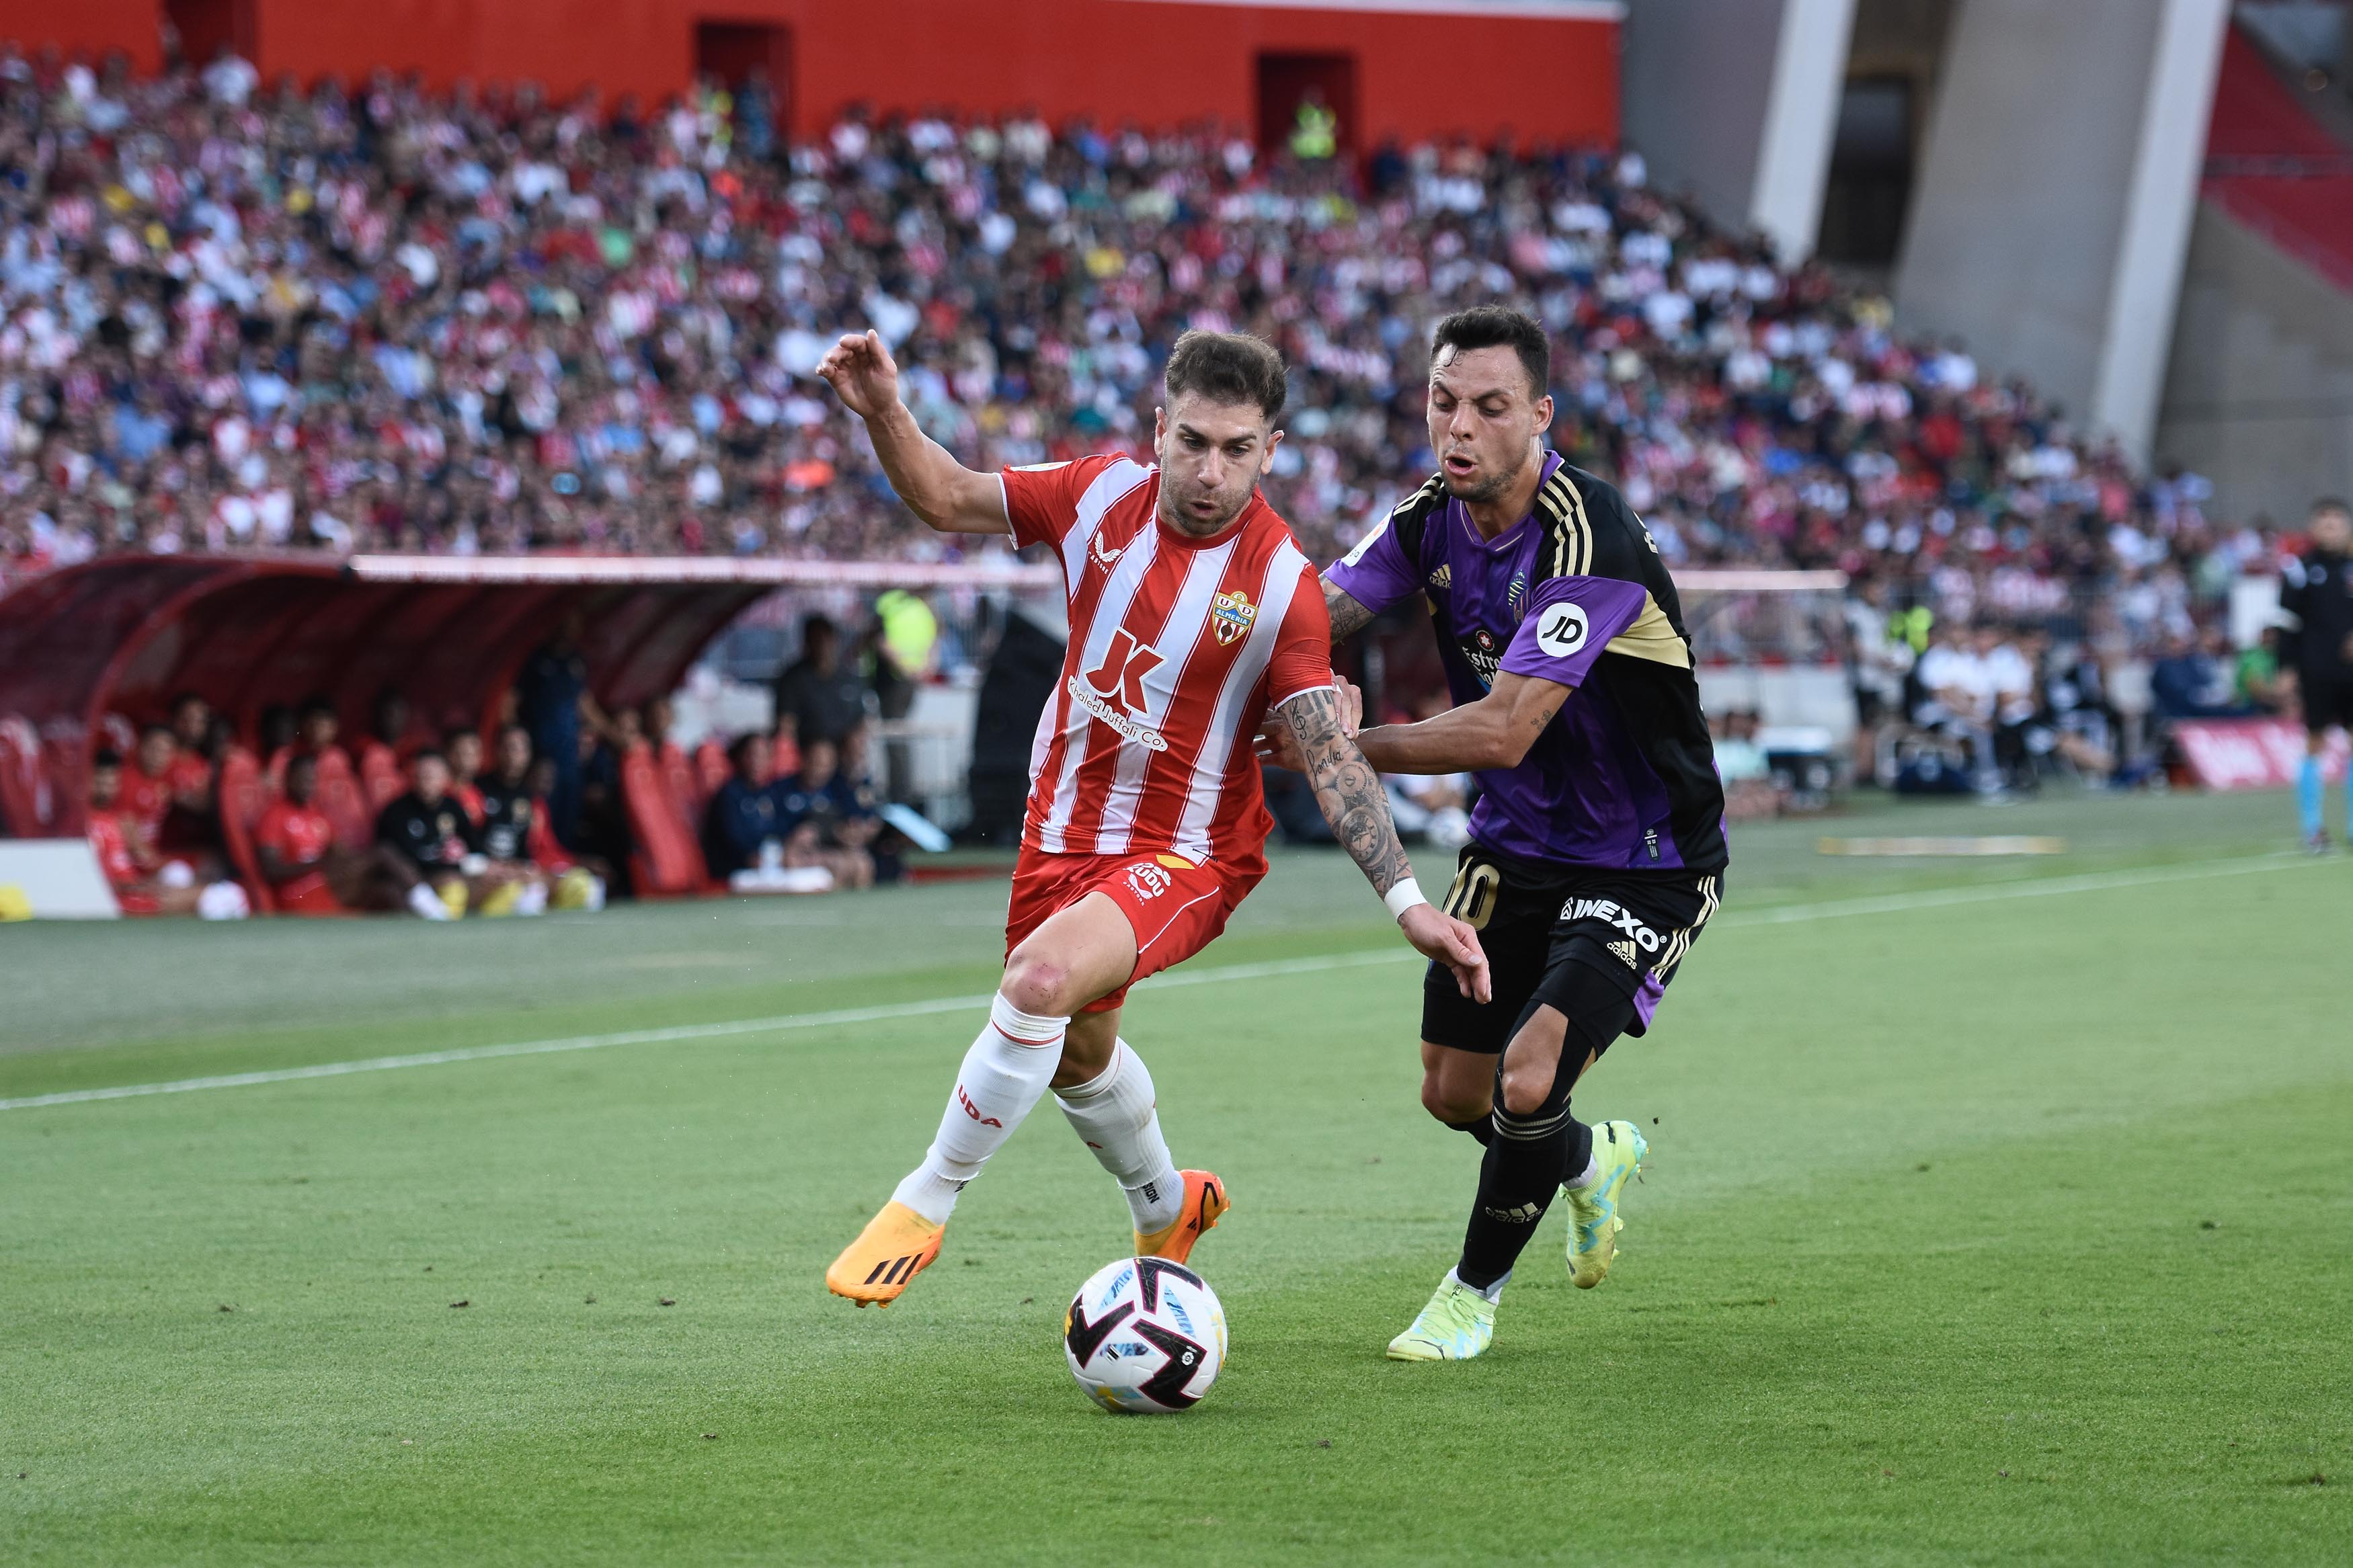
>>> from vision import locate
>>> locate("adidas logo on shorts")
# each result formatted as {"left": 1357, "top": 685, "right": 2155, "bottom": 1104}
{"left": 1607, "top": 940, "right": 1642, "bottom": 969}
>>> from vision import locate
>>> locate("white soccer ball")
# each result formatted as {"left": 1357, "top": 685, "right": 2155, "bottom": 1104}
{"left": 1063, "top": 1256, "right": 1226, "bottom": 1413}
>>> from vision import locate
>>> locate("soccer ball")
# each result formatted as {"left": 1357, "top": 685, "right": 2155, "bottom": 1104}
{"left": 1063, "top": 1256, "right": 1226, "bottom": 1413}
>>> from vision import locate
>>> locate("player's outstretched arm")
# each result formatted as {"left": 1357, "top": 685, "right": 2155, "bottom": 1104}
{"left": 1279, "top": 685, "right": 1491, "bottom": 1002}
{"left": 815, "top": 330, "right": 1008, "bottom": 536}
{"left": 1354, "top": 670, "right": 1569, "bottom": 774}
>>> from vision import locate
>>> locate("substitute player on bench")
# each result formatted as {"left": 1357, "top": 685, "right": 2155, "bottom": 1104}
{"left": 1264, "top": 307, "right": 1727, "bottom": 1359}
{"left": 815, "top": 326, "right": 1489, "bottom": 1308}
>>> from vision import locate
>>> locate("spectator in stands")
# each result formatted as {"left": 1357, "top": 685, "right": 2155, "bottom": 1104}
{"left": 779, "top": 736, "right": 878, "bottom": 889}
{"left": 444, "top": 727, "right": 489, "bottom": 825}
{"left": 1714, "top": 710, "right": 1779, "bottom": 821}
{"left": 2151, "top": 628, "right": 2252, "bottom": 720}
{"left": 516, "top": 611, "right": 600, "bottom": 848}
{"left": 2026, "top": 634, "right": 2118, "bottom": 783}
{"left": 118, "top": 725, "right": 179, "bottom": 859}
{"left": 1981, "top": 624, "right": 2041, "bottom": 788}
{"left": 270, "top": 696, "right": 349, "bottom": 790}
{"left": 703, "top": 733, "right": 787, "bottom": 880}
{"left": 358, "top": 690, "right": 411, "bottom": 795}
{"left": 1843, "top": 578, "right": 1915, "bottom": 787}
{"left": 773, "top": 615, "right": 870, "bottom": 750}
{"left": 2237, "top": 624, "right": 2295, "bottom": 716}
{"left": 480, "top": 724, "right": 607, "bottom": 909}
{"left": 87, "top": 750, "right": 243, "bottom": 917}
{"left": 372, "top": 749, "right": 540, "bottom": 918}
{"left": 253, "top": 753, "right": 358, "bottom": 913}
{"left": 87, "top": 750, "right": 184, "bottom": 915}
{"left": 257, "top": 705, "right": 298, "bottom": 772}
{"left": 1914, "top": 622, "right": 1999, "bottom": 792}
{"left": 577, "top": 705, "right": 639, "bottom": 871}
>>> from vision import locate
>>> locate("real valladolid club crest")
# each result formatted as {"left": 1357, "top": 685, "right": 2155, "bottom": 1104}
{"left": 1210, "top": 588, "right": 1258, "bottom": 647}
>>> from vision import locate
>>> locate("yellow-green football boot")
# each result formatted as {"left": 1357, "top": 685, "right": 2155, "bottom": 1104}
{"left": 1563, "top": 1120, "right": 1646, "bottom": 1288}
{"left": 1385, "top": 1273, "right": 1497, "bottom": 1361}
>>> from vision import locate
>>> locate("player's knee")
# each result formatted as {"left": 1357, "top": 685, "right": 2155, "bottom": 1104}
{"left": 1421, "top": 1073, "right": 1486, "bottom": 1124}
{"left": 1000, "top": 953, "right": 1077, "bottom": 1018}
{"left": 1498, "top": 1059, "right": 1554, "bottom": 1118}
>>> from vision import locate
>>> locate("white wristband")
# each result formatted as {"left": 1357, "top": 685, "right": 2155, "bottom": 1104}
{"left": 1383, "top": 877, "right": 1428, "bottom": 920}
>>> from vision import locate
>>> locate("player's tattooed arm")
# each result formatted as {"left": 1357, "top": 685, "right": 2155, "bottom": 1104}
{"left": 1277, "top": 686, "right": 1493, "bottom": 1002}
{"left": 1280, "top": 685, "right": 1412, "bottom": 898}
{"left": 1353, "top": 670, "right": 1570, "bottom": 774}
{"left": 1321, "top": 576, "right": 1376, "bottom": 643}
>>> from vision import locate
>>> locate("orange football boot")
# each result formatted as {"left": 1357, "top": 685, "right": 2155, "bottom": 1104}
{"left": 1133, "top": 1169, "right": 1229, "bottom": 1265}
{"left": 826, "top": 1200, "right": 945, "bottom": 1307}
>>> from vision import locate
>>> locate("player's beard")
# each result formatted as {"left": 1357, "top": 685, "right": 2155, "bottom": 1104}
{"left": 1442, "top": 442, "right": 1530, "bottom": 505}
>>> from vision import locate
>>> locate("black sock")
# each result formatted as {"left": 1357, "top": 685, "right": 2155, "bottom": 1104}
{"left": 1561, "top": 1116, "right": 1595, "bottom": 1186}
{"left": 1455, "top": 1102, "right": 1579, "bottom": 1291}
{"left": 1445, "top": 1116, "right": 1493, "bottom": 1148}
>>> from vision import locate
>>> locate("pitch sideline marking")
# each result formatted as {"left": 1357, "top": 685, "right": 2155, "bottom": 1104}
{"left": 0, "top": 853, "right": 2313, "bottom": 1114}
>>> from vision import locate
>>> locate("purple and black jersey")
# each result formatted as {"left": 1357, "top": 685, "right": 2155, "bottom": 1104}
{"left": 1329, "top": 454, "right": 1727, "bottom": 876}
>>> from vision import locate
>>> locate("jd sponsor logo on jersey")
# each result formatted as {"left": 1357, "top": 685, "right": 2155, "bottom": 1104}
{"left": 1209, "top": 587, "right": 1257, "bottom": 647}
{"left": 1536, "top": 602, "right": 1589, "bottom": 658}
{"left": 1460, "top": 627, "right": 1502, "bottom": 689}
{"left": 1073, "top": 628, "right": 1169, "bottom": 750}
{"left": 1562, "top": 896, "right": 1664, "bottom": 953}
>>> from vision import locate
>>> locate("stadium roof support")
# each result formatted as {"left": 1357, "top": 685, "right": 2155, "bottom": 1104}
{"left": 0, "top": 555, "right": 1054, "bottom": 831}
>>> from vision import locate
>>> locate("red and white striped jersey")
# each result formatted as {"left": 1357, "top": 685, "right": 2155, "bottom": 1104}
{"left": 1000, "top": 454, "right": 1332, "bottom": 868}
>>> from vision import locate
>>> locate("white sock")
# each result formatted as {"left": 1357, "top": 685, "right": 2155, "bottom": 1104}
{"left": 890, "top": 993, "right": 1067, "bottom": 1224}
{"left": 1566, "top": 1151, "right": 1599, "bottom": 1190}
{"left": 1055, "top": 1038, "right": 1184, "bottom": 1235}
{"left": 1445, "top": 1265, "right": 1510, "bottom": 1304}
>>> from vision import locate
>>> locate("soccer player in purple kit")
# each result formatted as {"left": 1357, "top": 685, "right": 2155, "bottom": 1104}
{"left": 1262, "top": 306, "right": 1728, "bottom": 1358}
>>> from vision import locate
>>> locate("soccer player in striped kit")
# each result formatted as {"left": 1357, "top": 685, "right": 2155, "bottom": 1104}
{"left": 816, "top": 327, "right": 1489, "bottom": 1307}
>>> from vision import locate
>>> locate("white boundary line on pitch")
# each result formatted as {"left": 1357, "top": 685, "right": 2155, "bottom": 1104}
{"left": 0, "top": 853, "right": 2313, "bottom": 1114}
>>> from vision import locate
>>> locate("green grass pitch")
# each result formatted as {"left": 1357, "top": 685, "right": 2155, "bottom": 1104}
{"left": 4, "top": 789, "right": 2349, "bottom": 1565}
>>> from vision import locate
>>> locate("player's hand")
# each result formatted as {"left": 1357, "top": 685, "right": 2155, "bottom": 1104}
{"left": 1400, "top": 903, "right": 1491, "bottom": 1004}
{"left": 815, "top": 329, "right": 900, "bottom": 420}
{"left": 1334, "top": 673, "right": 1363, "bottom": 739}
{"left": 1252, "top": 714, "right": 1308, "bottom": 771}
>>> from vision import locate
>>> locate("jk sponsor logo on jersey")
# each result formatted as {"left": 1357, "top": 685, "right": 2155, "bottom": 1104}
{"left": 1562, "top": 896, "right": 1665, "bottom": 953}
{"left": 1073, "top": 628, "right": 1169, "bottom": 750}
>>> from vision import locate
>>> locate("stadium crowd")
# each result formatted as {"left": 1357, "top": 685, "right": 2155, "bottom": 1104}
{"left": 0, "top": 45, "right": 2291, "bottom": 647}
{"left": 2, "top": 41, "right": 2329, "bottom": 886}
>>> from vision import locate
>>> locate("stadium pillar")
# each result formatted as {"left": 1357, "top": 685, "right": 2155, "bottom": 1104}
{"left": 1621, "top": 0, "right": 1857, "bottom": 263}
{"left": 1892, "top": 0, "right": 2231, "bottom": 464}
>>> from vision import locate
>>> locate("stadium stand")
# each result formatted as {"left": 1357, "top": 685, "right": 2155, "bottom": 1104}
{"left": 0, "top": 40, "right": 2319, "bottom": 893}
{"left": 0, "top": 44, "right": 2285, "bottom": 644}
{"left": 2204, "top": 26, "right": 2353, "bottom": 297}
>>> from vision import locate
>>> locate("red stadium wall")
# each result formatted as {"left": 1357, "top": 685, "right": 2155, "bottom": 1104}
{"left": 4, "top": 0, "right": 1619, "bottom": 148}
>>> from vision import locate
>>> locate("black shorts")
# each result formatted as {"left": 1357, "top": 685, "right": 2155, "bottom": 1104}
{"left": 2305, "top": 675, "right": 2353, "bottom": 737}
{"left": 1421, "top": 843, "right": 1723, "bottom": 1057}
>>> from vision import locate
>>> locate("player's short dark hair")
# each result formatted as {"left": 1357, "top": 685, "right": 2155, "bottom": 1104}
{"left": 1431, "top": 306, "right": 1550, "bottom": 399}
{"left": 2312, "top": 496, "right": 2350, "bottom": 518}
{"left": 1164, "top": 330, "right": 1287, "bottom": 423}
